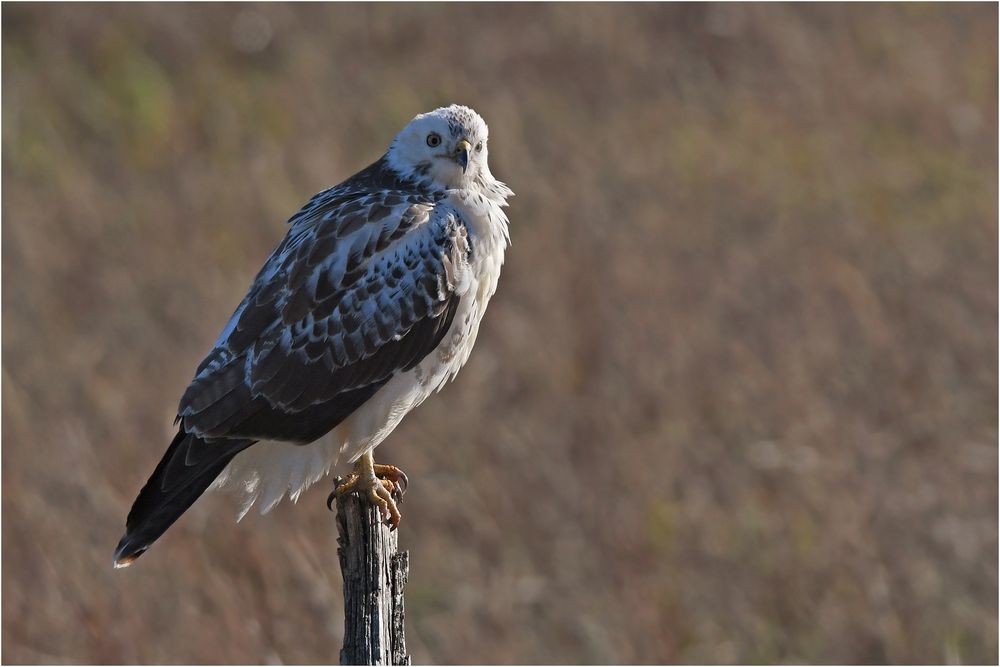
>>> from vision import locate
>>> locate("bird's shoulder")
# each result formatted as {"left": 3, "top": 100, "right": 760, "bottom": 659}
{"left": 187, "top": 161, "right": 473, "bottom": 381}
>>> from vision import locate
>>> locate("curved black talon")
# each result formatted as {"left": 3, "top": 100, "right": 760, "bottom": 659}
{"left": 378, "top": 470, "right": 408, "bottom": 503}
{"left": 327, "top": 476, "right": 345, "bottom": 511}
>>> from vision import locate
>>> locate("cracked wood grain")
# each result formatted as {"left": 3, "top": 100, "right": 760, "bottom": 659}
{"left": 336, "top": 493, "right": 410, "bottom": 666}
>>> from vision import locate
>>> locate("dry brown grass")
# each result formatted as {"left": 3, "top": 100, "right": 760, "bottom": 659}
{"left": 2, "top": 3, "right": 997, "bottom": 664}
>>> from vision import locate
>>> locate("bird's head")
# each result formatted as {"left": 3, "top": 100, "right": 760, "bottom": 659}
{"left": 386, "top": 104, "right": 491, "bottom": 190}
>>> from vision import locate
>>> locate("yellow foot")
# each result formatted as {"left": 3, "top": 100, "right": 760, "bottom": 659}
{"left": 373, "top": 463, "right": 408, "bottom": 501}
{"left": 326, "top": 453, "right": 405, "bottom": 529}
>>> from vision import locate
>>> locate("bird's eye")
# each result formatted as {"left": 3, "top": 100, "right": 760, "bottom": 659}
{"left": 426, "top": 133, "right": 441, "bottom": 147}
{"left": 475, "top": 142, "right": 483, "bottom": 152}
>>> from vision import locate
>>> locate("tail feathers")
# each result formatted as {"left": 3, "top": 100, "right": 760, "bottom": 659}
{"left": 114, "top": 428, "right": 252, "bottom": 568}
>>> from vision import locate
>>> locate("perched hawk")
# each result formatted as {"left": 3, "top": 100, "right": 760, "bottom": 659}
{"left": 114, "top": 105, "right": 512, "bottom": 567}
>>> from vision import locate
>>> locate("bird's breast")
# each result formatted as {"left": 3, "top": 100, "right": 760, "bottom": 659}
{"left": 444, "top": 188, "right": 509, "bottom": 258}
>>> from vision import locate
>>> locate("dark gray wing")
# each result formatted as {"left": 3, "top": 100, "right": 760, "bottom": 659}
{"left": 176, "top": 182, "right": 472, "bottom": 444}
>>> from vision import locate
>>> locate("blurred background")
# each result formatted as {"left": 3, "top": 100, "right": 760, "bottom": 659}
{"left": 2, "top": 3, "right": 997, "bottom": 664}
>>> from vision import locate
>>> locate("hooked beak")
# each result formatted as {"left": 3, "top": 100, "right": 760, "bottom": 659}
{"left": 454, "top": 139, "right": 472, "bottom": 173}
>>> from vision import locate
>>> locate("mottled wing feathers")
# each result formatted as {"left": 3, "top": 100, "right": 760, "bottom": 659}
{"left": 176, "top": 169, "right": 471, "bottom": 444}
{"left": 177, "top": 298, "right": 459, "bottom": 444}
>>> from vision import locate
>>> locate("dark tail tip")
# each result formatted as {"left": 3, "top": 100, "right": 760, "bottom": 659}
{"left": 113, "top": 533, "right": 149, "bottom": 569}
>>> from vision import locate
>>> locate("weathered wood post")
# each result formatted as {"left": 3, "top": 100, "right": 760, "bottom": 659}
{"left": 335, "top": 492, "right": 411, "bottom": 665}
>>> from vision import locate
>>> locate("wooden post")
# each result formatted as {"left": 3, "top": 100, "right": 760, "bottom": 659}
{"left": 335, "top": 492, "right": 411, "bottom": 666}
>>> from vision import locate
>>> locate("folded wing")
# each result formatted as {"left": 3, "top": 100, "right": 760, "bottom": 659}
{"left": 181, "top": 186, "right": 473, "bottom": 442}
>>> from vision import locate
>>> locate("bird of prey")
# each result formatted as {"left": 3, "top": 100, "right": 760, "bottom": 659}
{"left": 113, "top": 105, "right": 512, "bottom": 568}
